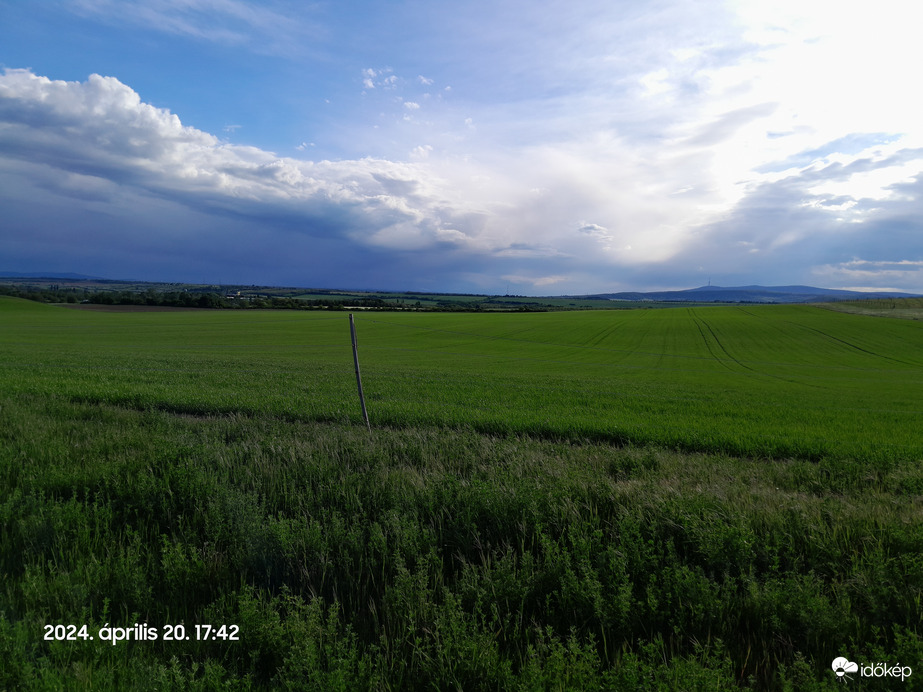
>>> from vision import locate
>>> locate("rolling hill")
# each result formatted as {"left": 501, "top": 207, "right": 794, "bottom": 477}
{"left": 592, "top": 284, "right": 922, "bottom": 303}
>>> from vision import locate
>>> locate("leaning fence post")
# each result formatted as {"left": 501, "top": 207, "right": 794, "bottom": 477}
{"left": 349, "top": 313, "right": 372, "bottom": 434}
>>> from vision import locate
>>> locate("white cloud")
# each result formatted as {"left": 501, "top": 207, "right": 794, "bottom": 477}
{"left": 362, "top": 68, "right": 399, "bottom": 91}
{"left": 0, "top": 69, "right": 487, "bottom": 253}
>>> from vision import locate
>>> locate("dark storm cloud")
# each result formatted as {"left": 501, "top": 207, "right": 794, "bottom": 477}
{"left": 0, "top": 69, "right": 494, "bottom": 287}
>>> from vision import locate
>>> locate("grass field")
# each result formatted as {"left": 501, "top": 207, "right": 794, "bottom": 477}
{"left": 2, "top": 296, "right": 922, "bottom": 689}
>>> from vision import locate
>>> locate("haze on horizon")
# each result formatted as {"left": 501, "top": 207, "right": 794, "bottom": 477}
{"left": 2, "top": 0, "right": 923, "bottom": 296}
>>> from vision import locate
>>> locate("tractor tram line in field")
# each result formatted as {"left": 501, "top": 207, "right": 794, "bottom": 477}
{"left": 688, "top": 312, "right": 750, "bottom": 374}
{"left": 356, "top": 313, "right": 916, "bottom": 379}
{"left": 362, "top": 314, "right": 775, "bottom": 367}
{"left": 782, "top": 320, "right": 921, "bottom": 367}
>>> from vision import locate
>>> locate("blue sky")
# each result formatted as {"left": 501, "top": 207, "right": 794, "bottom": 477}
{"left": 2, "top": 0, "right": 923, "bottom": 294}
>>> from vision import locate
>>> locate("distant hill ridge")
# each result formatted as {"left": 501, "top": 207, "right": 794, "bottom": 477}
{"left": 2, "top": 273, "right": 920, "bottom": 304}
{"left": 592, "top": 285, "right": 922, "bottom": 304}
{"left": 0, "top": 271, "right": 108, "bottom": 280}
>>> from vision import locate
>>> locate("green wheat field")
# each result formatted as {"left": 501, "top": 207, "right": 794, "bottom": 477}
{"left": 2, "top": 296, "right": 922, "bottom": 689}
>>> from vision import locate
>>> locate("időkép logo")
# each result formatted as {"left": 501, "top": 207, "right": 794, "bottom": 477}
{"left": 832, "top": 656, "right": 912, "bottom": 683}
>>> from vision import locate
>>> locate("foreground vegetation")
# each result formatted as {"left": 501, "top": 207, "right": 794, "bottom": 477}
{"left": 1, "top": 297, "right": 922, "bottom": 688}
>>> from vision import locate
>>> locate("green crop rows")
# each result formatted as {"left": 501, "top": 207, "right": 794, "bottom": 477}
{"left": 5, "top": 299, "right": 922, "bottom": 462}
{"left": 2, "top": 297, "right": 922, "bottom": 689}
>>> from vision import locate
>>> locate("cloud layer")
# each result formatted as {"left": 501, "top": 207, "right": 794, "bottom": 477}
{"left": 0, "top": 69, "right": 496, "bottom": 286}
{"left": 3, "top": 0, "right": 923, "bottom": 293}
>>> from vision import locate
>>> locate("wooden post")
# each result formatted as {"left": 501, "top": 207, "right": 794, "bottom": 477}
{"left": 349, "top": 313, "right": 371, "bottom": 434}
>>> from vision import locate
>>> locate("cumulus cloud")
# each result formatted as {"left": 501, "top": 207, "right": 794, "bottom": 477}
{"left": 2, "top": 67, "right": 706, "bottom": 288}
{"left": 362, "top": 68, "right": 398, "bottom": 91}
{"left": 0, "top": 69, "right": 516, "bottom": 285}
{"left": 0, "top": 70, "right": 463, "bottom": 240}
{"left": 362, "top": 69, "right": 377, "bottom": 89}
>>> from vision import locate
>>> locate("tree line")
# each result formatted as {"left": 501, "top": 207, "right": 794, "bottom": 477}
{"left": 1, "top": 284, "right": 551, "bottom": 312}
{"left": 0, "top": 284, "right": 424, "bottom": 311}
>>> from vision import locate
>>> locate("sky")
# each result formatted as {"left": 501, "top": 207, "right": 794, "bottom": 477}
{"left": 2, "top": 0, "right": 923, "bottom": 295}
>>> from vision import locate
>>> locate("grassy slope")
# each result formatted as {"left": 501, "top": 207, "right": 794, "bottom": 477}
{"left": 1, "top": 297, "right": 922, "bottom": 689}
